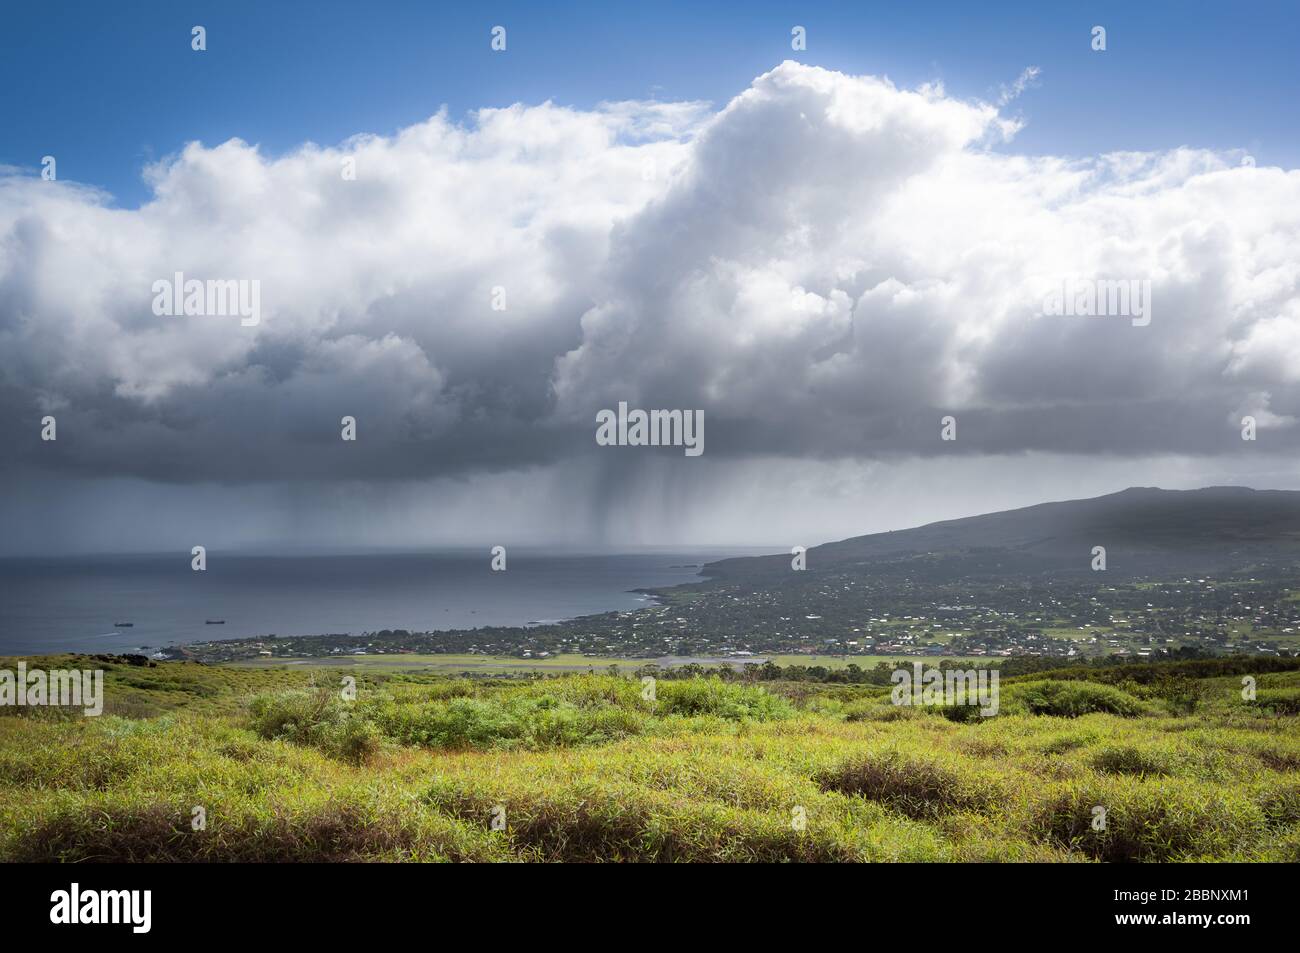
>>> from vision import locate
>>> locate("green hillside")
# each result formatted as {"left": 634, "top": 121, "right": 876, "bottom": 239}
{"left": 1, "top": 654, "right": 1298, "bottom": 862}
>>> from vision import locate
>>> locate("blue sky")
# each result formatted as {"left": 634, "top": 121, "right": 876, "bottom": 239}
{"left": 4, "top": 1, "right": 1300, "bottom": 552}
{"left": 3, "top": 0, "right": 1297, "bottom": 206}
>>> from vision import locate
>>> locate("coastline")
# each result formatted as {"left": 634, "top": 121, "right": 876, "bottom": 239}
{"left": 0, "top": 550, "right": 758, "bottom": 657}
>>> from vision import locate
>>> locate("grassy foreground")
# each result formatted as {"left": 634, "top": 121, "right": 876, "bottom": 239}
{"left": 1, "top": 654, "right": 1298, "bottom": 862}
{"left": 224, "top": 652, "right": 987, "bottom": 673}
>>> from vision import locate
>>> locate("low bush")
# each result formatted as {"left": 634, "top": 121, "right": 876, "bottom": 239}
{"left": 248, "top": 689, "right": 384, "bottom": 765}
{"left": 813, "top": 749, "right": 1000, "bottom": 819}
{"left": 1006, "top": 680, "right": 1148, "bottom": 718}
{"left": 1032, "top": 777, "right": 1265, "bottom": 861}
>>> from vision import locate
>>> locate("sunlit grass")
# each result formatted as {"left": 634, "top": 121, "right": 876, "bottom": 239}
{"left": 1, "top": 656, "right": 1297, "bottom": 862}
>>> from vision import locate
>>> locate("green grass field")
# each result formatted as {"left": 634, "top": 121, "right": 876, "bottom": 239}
{"left": 226, "top": 652, "right": 991, "bottom": 674}
{"left": 766, "top": 654, "right": 988, "bottom": 668}
{"left": 2, "top": 654, "right": 1298, "bottom": 862}
{"left": 227, "top": 652, "right": 650, "bottom": 674}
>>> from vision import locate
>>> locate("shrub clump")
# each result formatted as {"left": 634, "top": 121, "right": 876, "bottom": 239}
{"left": 1090, "top": 744, "right": 1173, "bottom": 777}
{"left": 372, "top": 678, "right": 792, "bottom": 751}
{"left": 813, "top": 750, "right": 999, "bottom": 820}
{"left": 374, "top": 695, "right": 648, "bottom": 750}
{"left": 248, "top": 689, "right": 384, "bottom": 765}
{"left": 1008, "top": 680, "right": 1147, "bottom": 718}
{"left": 7, "top": 797, "right": 506, "bottom": 863}
{"left": 1247, "top": 688, "right": 1300, "bottom": 716}
{"left": 653, "top": 679, "right": 794, "bottom": 720}
{"left": 1033, "top": 777, "right": 1265, "bottom": 861}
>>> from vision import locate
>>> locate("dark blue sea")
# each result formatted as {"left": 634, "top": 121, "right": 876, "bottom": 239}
{"left": 0, "top": 549, "right": 759, "bottom": 654}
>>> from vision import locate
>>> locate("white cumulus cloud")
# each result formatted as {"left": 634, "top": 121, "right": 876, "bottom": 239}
{"left": 1, "top": 60, "right": 1298, "bottom": 498}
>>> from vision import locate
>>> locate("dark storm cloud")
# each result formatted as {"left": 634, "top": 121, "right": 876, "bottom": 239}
{"left": 1, "top": 62, "right": 1299, "bottom": 491}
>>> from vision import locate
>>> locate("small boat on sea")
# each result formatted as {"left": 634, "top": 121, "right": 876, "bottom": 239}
{"left": 205, "top": 620, "right": 226, "bottom": 625}
{"left": 114, "top": 622, "right": 134, "bottom": 627}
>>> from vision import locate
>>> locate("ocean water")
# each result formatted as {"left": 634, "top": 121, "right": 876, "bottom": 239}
{"left": 0, "top": 550, "right": 754, "bottom": 654}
